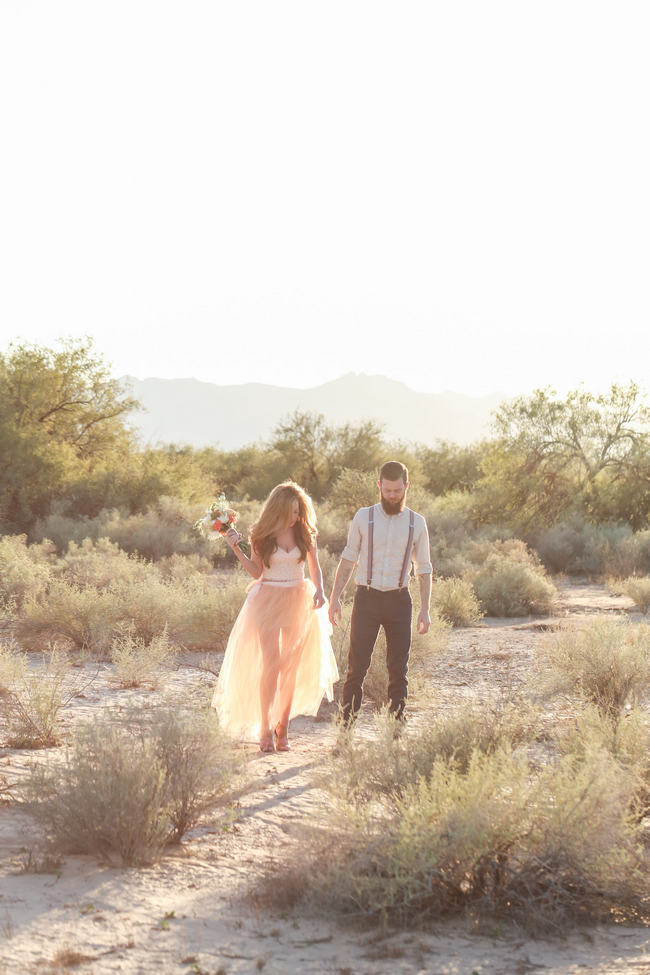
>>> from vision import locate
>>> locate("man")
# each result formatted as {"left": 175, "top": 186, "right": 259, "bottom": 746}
{"left": 328, "top": 460, "right": 433, "bottom": 725}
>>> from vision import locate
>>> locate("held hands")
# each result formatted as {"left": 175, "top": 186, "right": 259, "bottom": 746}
{"left": 417, "top": 610, "right": 431, "bottom": 635}
{"left": 313, "top": 587, "right": 325, "bottom": 610}
{"left": 328, "top": 597, "right": 342, "bottom": 627}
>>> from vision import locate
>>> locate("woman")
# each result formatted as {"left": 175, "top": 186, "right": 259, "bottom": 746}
{"left": 211, "top": 481, "right": 338, "bottom": 752}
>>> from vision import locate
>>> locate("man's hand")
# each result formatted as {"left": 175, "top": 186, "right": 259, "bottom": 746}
{"left": 417, "top": 610, "right": 430, "bottom": 634}
{"left": 329, "top": 597, "right": 342, "bottom": 626}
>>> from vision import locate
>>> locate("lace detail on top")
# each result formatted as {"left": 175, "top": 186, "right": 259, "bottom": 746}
{"left": 260, "top": 546, "right": 305, "bottom": 584}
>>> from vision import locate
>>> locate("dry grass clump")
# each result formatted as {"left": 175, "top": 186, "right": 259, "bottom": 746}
{"left": 541, "top": 617, "right": 650, "bottom": 718}
{"left": 619, "top": 576, "right": 650, "bottom": 615}
{"left": 0, "top": 643, "right": 90, "bottom": 748}
{"left": 469, "top": 540, "right": 556, "bottom": 617}
{"left": 283, "top": 714, "right": 648, "bottom": 932}
{"left": 27, "top": 708, "right": 239, "bottom": 864}
{"left": 431, "top": 577, "right": 483, "bottom": 626}
{"left": 108, "top": 624, "right": 176, "bottom": 688}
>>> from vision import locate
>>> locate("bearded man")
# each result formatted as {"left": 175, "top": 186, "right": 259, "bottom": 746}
{"left": 328, "top": 460, "right": 433, "bottom": 725}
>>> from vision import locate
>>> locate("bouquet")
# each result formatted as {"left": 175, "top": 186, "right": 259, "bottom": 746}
{"left": 193, "top": 494, "right": 240, "bottom": 541}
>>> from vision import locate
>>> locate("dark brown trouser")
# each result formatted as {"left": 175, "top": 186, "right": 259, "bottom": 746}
{"left": 341, "top": 585, "right": 412, "bottom": 724}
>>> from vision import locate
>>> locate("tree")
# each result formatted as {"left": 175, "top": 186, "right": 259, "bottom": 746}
{"left": 475, "top": 383, "right": 650, "bottom": 531}
{"left": 0, "top": 338, "right": 140, "bottom": 531}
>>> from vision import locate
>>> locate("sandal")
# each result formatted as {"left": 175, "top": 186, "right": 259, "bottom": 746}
{"left": 274, "top": 722, "right": 290, "bottom": 751}
{"left": 259, "top": 731, "right": 275, "bottom": 753}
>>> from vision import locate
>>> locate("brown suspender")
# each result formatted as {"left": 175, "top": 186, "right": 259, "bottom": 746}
{"left": 366, "top": 505, "right": 416, "bottom": 590}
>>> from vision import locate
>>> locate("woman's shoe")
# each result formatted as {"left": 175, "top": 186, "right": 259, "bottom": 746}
{"left": 274, "top": 722, "right": 290, "bottom": 751}
{"left": 259, "top": 731, "right": 275, "bottom": 753}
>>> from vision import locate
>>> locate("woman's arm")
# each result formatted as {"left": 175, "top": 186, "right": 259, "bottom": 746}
{"left": 225, "top": 528, "right": 263, "bottom": 579}
{"left": 306, "top": 540, "right": 325, "bottom": 609}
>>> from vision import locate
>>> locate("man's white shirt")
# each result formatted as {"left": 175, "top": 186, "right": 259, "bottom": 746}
{"left": 341, "top": 504, "right": 433, "bottom": 591}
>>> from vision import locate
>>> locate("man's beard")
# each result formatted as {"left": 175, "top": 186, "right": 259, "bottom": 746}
{"left": 380, "top": 494, "right": 406, "bottom": 515}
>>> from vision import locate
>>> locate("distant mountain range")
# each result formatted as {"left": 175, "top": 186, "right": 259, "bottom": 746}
{"left": 122, "top": 374, "right": 505, "bottom": 449}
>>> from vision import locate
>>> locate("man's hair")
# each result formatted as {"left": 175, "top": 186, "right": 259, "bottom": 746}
{"left": 379, "top": 461, "right": 409, "bottom": 484}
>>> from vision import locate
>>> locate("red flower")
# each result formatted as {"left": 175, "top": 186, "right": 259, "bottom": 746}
{"left": 213, "top": 520, "right": 223, "bottom": 531}
{"left": 228, "top": 512, "right": 236, "bottom": 522}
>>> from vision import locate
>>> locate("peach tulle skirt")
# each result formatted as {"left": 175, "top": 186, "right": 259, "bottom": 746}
{"left": 211, "top": 578, "right": 339, "bottom": 738}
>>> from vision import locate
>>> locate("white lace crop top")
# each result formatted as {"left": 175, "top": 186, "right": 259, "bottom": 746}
{"left": 260, "top": 546, "right": 305, "bottom": 585}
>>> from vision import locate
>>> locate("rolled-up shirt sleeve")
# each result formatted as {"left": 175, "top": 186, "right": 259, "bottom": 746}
{"left": 341, "top": 509, "right": 363, "bottom": 564}
{"left": 412, "top": 516, "right": 433, "bottom": 575}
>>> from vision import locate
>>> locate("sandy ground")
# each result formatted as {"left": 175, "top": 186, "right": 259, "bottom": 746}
{"left": 1, "top": 581, "right": 649, "bottom": 975}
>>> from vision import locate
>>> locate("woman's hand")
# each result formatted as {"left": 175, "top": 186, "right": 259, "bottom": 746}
{"left": 312, "top": 586, "right": 325, "bottom": 610}
{"left": 225, "top": 528, "right": 243, "bottom": 551}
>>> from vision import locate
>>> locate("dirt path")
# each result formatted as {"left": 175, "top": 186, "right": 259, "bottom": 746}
{"left": 1, "top": 582, "right": 649, "bottom": 975}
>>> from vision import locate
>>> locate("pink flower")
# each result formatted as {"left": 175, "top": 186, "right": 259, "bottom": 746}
{"left": 213, "top": 520, "right": 223, "bottom": 531}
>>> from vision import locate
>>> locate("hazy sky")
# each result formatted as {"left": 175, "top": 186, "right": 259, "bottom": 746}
{"left": 1, "top": 1, "right": 648, "bottom": 397}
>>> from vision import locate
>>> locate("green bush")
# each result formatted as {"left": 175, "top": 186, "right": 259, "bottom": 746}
{"left": 470, "top": 540, "right": 556, "bottom": 617}
{"left": 432, "top": 577, "right": 483, "bottom": 626}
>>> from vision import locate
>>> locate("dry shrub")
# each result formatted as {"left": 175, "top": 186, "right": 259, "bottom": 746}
{"left": 17, "top": 569, "right": 249, "bottom": 653}
{"left": 108, "top": 624, "right": 176, "bottom": 688}
{"left": 0, "top": 535, "right": 53, "bottom": 612}
{"left": 56, "top": 537, "right": 148, "bottom": 589}
{"left": 470, "top": 540, "right": 556, "bottom": 617}
{"left": 620, "top": 576, "right": 650, "bottom": 615}
{"left": 0, "top": 644, "right": 89, "bottom": 748}
{"left": 17, "top": 581, "right": 122, "bottom": 652}
{"left": 329, "top": 702, "right": 539, "bottom": 802}
{"left": 432, "top": 577, "right": 483, "bottom": 626}
{"left": 287, "top": 728, "right": 648, "bottom": 932}
{"left": 535, "top": 518, "right": 650, "bottom": 578}
{"left": 542, "top": 617, "right": 650, "bottom": 718}
{"left": 27, "top": 708, "right": 238, "bottom": 864}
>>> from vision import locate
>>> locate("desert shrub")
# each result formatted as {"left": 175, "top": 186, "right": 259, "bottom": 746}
{"left": 0, "top": 644, "right": 87, "bottom": 748}
{"left": 17, "top": 581, "right": 123, "bottom": 652}
{"left": 108, "top": 624, "right": 176, "bottom": 688}
{"left": 157, "top": 552, "right": 214, "bottom": 580}
{"left": 470, "top": 540, "right": 556, "bottom": 617}
{"left": 284, "top": 741, "right": 648, "bottom": 932}
{"left": 148, "top": 707, "right": 240, "bottom": 842}
{"left": 541, "top": 617, "right": 650, "bottom": 718}
{"left": 0, "top": 535, "right": 53, "bottom": 611}
{"left": 56, "top": 537, "right": 149, "bottom": 590}
{"left": 534, "top": 518, "right": 650, "bottom": 578}
{"left": 620, "top": 576, "right": 650, "bottom": 615}
{"left": 559, "top": 703, "right": 650, "bottom": 814}
{"left": 431, "top": 577, "right": 483, "bottom": 626}
{"left": 27, "top": 708, "right": 238, "bottom": 864}
{"left": 330, "top": 701, "right": 539, "bottom": 802}
{"left": 17, "top": 567, "right": 247, "bottom": 653}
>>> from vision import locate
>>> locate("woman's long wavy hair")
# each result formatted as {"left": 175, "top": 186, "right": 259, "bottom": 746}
{"left": 250, "top": 481, "right": 317, "bottom": 568}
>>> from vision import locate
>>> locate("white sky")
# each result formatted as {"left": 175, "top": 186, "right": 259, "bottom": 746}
{"left": 1, "top": 1, "right": 649, "bottom": 397}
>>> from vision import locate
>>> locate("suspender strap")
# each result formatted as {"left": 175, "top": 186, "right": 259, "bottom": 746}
{"left": 399, "top": 509, "right": 416, "bottom": 589}
{"left": 367, "top": 505, "right": 375, "bottom": 588}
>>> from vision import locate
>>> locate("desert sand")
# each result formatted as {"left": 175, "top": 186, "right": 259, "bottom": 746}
{"left": 1, "top": 582, "right": 649, "bottom": 975}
